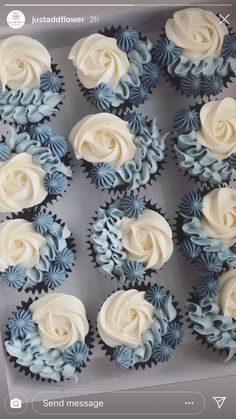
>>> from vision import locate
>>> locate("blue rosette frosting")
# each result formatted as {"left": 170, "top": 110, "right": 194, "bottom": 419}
{"left": 0, "top": 211, "right": 76, "bottom": 292}
{"left": 186, "top": 272, "right": 236, "bottom": 361}
{"left": 0, "top": 124, "right": 71, "bottom": 209}
{"left": 77, "top": 26, "right": 159, "bottom": 112}
{"left": 155, "top": 30, "right": 236, "bottom": 97}
{"left": 173, "top": 104, "right": 236, "bottom": 185}
{"left": 0, "top": 64, "right": 64, "bottom": 125}
{"left": 177, "top": 190, "right": 236, "bottom": 271}
{"left": 87, "top": 112, "right": 167, "bottom": 192}
{"left": 99, "top": 284, "right": 183, "bottom": 369}
{"left": 5, "top": 297, "right": 94, "bottom": 382}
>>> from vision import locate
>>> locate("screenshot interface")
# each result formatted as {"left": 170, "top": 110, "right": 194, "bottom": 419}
{"left": 0, "top": 0, "right": 235, "bottom": 418}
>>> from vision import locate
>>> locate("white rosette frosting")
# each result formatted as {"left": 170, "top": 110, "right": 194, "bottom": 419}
{"left": 0, "top": 219, "right": 46, "bottom": 272}
{"left": 215, "top": 270, "right": 236, "bottom": 320}
{"left": 97, "top": 289, "right": 155, "bottom": 348}
{"left": 201, "top": 188, "right": 236, "bottom": 246}
{"left": 165, "top": 8, "right": 228, "bottom": 60}
{"left": 68, "top": 34, "right": 129, "bottom": 89}
{"left": 196, "top": 98, "right": 236, "bottom": 160}
{"left": 0, "top": 35, "right": 51, "bottom": 91}
{"left": 69, "top": 113, "right": 136, "bottom": 168}
{"left": 121, "top": 209, "right": 174, "bottom": 269}
{"left": 0, "top": 153, "right": 47, "bottom": 213}
{"left": 30, "top": 294, "right": 89, "bottom": 352}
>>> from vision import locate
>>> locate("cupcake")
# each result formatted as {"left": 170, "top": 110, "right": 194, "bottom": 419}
{"left": 68, "top": 26, "right": 159, "bottom": 113}
{"left": 97, "top": 283, "right": 183, "bottom": 369}
{"left": 0, "top": 35, "right": 64, "bottom": 126}
{"left": 186, "top": 269, "right": 236, "bottom": 361}
{"left": 173, "top": 97, "right": 236, "bottom": 185}
{"left": 0, "top": 123, "right": 72, "bottom": 213}
{"left": 89, "top": 194, "right": 174, "bottom": 281}
{"left": 69, "top": 112, "right": 167, "bottom": 192}
{"left": 5, "top": 293, "right": 94, "bottom": 381}
{"left": 0, "top": 210, "right": 75, "bottom": 292}
{"left": 155, "top": 8, "right": 236, "bottom": 97}
{"left": 176, "top": 187, "right": 236, "bottom": 273}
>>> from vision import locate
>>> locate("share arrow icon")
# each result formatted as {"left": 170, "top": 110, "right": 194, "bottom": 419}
{"left": 212, "top": 397, "right": 226, "bottom": 410}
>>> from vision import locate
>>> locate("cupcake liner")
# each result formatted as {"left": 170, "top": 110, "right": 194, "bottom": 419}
{"left": 73, "top": 25, "right": 159, "bottom": 114}
{"left": 87, "top": 192, "right": 173, "bottom": 283}
{"left": 174, "top": 186, "right": 236, "bottom": 273}
{"left": 0, "top": 123, "right": 72, "bottom": 212}
{"left": 97, "top": 281, "right": 183, "bottom": 370}
{"left": 154, "top": 28, "right": 236, "bottom": 99}
{"left": 0, "top": 208, "right": 76, "bottom": 293}
{"left": 0, "top": 61, "right": 65, "bottom": 128}
{"left": 77, "top": 111, "right": 167, "bottom": 194}
{"left": 172, "top": 100, "right": 236, "bottom": 187}
{"left": 4, "top": 296, "right": 94, "bottom": 383}
{"left": 186, "top": 284, "right": 236, "bottom": 361}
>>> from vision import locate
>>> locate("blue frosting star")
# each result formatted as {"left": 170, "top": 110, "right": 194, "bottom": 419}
{"left": 154, "top": 37, "right": 182, "bottom": 66}
{"left": 113, "top": 345, "right": 133, "bottom": 368}
{"left": 43, "top": 265, "right": 66, "bottom": 288}
{"left": 1, "top": 266, "right": 26, "bottom": 288}
{"left": 46, "top": 135, "right": 68, "bottom": 158}
{"left": 90, "top": 163, "right": 116, "bottom": 189}
{"left": 33, "top": 211, "right": 54, "bottom": 234}
{"left": 124, "top": 112, "right": 146, "bottom": 135}
{"left": 63, "top": 342, "right": 89, "bottom": 368}
{"left": 44, "top": 172, "right": 68, "bottom": 195}
{"left": 221, "top": 34, "right": 236, "bottom": 58}
{"left": 173, "top": 109, "right": 200, "bottom": 134}
{"left": 181, "top": 239, "right": 201, "bottom": 260}
{"left": 145, "top": 285, "right": 167, "bottom": 309}
{"left": 9, "top": 308, "right": 36, "bottom": 338}
{"left": 119, "top": 194, "right": 146, "bottom": 218}
{"left": 180, "top": 191, "right": 203, "bottom": 218}
{"left": 129, "top": 84, "right": 149, "bottom": 105}
{"left": 152, "top": 340, "right": 173, "bottom": 362}
{"left": 196, "top": 275, "right": 220, "bottom": 298}
{"left": 29, "top": 123, "right": 53, "bottom": 144}
{"left": 180, "top": 75, "right": 203, "bottom": 96}
{"left": 195, "top": 253, "right": 223, "bottom": 273}
{"left": 121, "top": 260, "right": 146, "bottom": 283}
{"left": 114, "top": 26, "right": 139, "bottom": 52}
{"left": 54, "top": 248, "right": 75, "bottom": 270}
{"left": 165, "top": 322, "right": 184, "bottom": 347}
{"left": 87, "top": 83, "right": 114, "bottom": 111}
{"left": 0, "top": 143, "right": 11, "bottom": 161}
{"left": 203, "top": 75, "right": 224, "bottom": 96}
{"left": 40, "top": 71, "right": 62, "bottom": 93}
{"left": 140, "top": 63, "right": 160, "bottom": 88}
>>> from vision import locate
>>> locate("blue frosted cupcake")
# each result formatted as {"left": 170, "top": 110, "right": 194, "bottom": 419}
{"left": 173, "top": 97, "right": 236, "bottom": 185}
{"left": 68, "top": 26, "right": 159, "bottom": 113}
{"left": 69, "top": 112, "right": 167, "bottom": 192}
{"left": 97, "top": 283, "right": 183, "bottom": 369}
{"left": 155, "top": 8, "right": 236, "bottom": 97}
{"left": 186, "top": 269, "right": 236, "bottom": 361}
{"left": 0, "top": 209, "right": 75, "bottom": 293}
{"left": 0, "top": 123, "right": 71, "bottom": 213}
{"left": 176, "top": 187, "right": 236, "bottom": 273}
{"left": 89, "top": 194, "right": 174, "bottom": 282}
{"left": 5, "top": 293, "right": 94, "bottom": 382}
{"left": 0, "top": 35, "right": 64, "bottom": 126}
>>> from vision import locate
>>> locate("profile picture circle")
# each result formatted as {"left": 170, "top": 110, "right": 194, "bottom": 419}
{"left": 7, "top": 10, "right": 25, "bottom": 29}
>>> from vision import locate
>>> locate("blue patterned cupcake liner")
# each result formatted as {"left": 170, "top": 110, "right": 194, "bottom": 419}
{"left": 4, "top": 297, "right": 94, "bottom": 382}
{"left": 87, "top": 192, "right": 173, "bottom": 283}
{"left": 75, "top": 25, "right": 159, "bottom": 114}
{"left": 186, "top": 273, "right": 236, "bottom": 362}
{"left": 81, "top": 111, "right": 167, "bottom": 194}
{"left": 0, "top": 62, "right": 65, "bottom": 127}
{"left": 172, "top": 101, "right": 236, "bottom": 187}
{"left": 174, "top": 187, "right": 236, "bottom": 273}
{"left": 154, "top": 29, "right": 236, "bottom": 98}
{"left": 0, "top": 122, "right": 72, "bottom": 212}
{"left": 0, "top": 209, "right": 76, "bottom": 293}
{"left": 97, "top": 282, "right": 184, "bottom": 370}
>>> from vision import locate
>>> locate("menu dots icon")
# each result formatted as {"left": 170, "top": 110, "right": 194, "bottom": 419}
{"left": 184, "top": 401, "right": 194, "bottom": 405}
